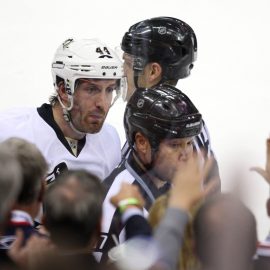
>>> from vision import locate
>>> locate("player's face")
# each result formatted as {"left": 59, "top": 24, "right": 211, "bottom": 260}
{"left": 70, "top": 79, "right": 119, "bottom": 133}
{"left": 151, "top": 137, "right": 194, "bottom": 182}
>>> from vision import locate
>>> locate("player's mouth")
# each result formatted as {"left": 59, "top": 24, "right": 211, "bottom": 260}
{"left": 88, "top": 113, "right": 104, "bottom": 121}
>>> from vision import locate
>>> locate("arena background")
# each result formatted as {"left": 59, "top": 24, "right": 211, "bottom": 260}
{"left": 1, "top": 0, "right": 269, "bottom": 240}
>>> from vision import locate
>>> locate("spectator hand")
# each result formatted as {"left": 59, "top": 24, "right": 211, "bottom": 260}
{"left": 110, "top": 183, "right": 145, "bottom": 210}
{"left": 169, "top": 153, "right": 218, "bottom": 212}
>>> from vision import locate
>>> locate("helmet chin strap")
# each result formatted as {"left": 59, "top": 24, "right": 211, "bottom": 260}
{"left": 57, "top": 95, "right": 86, "bottom": 137}
{"left": 133, "top": 74, "right": 140, "bottom": 89}
{"left": 133, "top": 57, "right": 145, "bottom": 90}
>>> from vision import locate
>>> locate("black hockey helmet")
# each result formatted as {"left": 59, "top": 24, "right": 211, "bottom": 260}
{"left": 121, "top": 16, "right": 197, "bottom": 81}
{"left": 124, "top": 84, "right": 202, "bottom": 149}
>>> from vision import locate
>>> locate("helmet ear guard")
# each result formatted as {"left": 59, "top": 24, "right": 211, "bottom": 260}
{"left": 133, "top": 57, "right": 147, "bottom": 72}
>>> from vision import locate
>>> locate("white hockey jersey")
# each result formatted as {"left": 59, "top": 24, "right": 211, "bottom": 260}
{"left": 0, "top": 104, "right": 121, "bottom": 183}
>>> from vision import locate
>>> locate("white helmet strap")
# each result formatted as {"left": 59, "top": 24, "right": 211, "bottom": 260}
{"left": 58, "top": 93, "right": 73, "bottom": 111}
{"left": 57, "top": 95, "right": 86, "bottom": 137}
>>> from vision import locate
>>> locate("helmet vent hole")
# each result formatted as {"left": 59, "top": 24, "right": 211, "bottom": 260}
{"left": 162, "top": 103, "right": 170, "bottom": 111}
{"left": 113, "top": 72, "right": 116, "bottom": 76}
{"left": 68, "top": 55, "right": 73, "bottom": 58}
{"left": 102, "top": 72, "right": 106, "bottom": 76}
{"left": 182, "top": 48, "right": 188, "bottom": 57}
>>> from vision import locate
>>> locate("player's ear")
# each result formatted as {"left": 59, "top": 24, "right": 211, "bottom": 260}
{"left": 148, "top": 62, "right": 162, "bottom": 84}
{"left": 135, "top": 132, "right": 152, "bottom": 163}
{"left": 135, "top": 132, "right": 149, "bottom": 153}
{"left": 57, "top": 81, "right": 69, "bottom": 103}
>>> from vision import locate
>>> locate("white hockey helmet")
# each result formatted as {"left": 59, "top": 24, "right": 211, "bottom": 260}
{"left": 51, "top": 38, "right": 124, "bottom": 98}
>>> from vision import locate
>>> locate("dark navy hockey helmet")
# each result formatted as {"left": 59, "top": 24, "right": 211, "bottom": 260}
{"left": 124, "top": 84, "right": 202, "bottom": 149}
{"left": 121, "top": 16, "right": 197, "bottom": 81}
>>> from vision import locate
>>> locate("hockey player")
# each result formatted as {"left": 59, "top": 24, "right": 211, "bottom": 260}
{"left": 96, "top": 84, "right": 203, "bottom": 261}
{"left": 121, "top": 16, "right": 197, "bottom": 101}
{"left": 0, "top": 38, "right": 124, "bottom": 183}
{"left": 121, "top": 16, "right": 220, "bottom": 189}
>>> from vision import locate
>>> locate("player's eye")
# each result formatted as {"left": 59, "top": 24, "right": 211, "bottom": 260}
{"left": 187, "top": 140, "right": 193, "bottom": 146}
{"left": 106, "top": 87, "right": 116, "bottom": 94}
{"left": 169, "top": 143, "right": 181, "bottom": 149}
{"left": 85, "top": 85, "right": 100, "bottom": 95}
